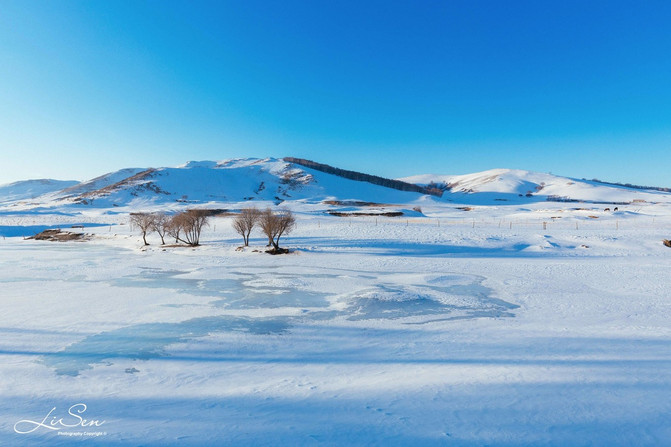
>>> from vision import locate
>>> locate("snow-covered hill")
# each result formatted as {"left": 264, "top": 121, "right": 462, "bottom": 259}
{"left": 401, "top": 168, "right": 671, "bottom": 205}
{"left": 2, "top": 161, "right": 670, "bottom": 214}
{"left": 0, "top": 158, "right": 427, "bottom": 212}
{"left": 56, "top": 167, "right": 146, "bottom": 199}
{"left": 0, "top": 179, "right": 79, "bottom": 203}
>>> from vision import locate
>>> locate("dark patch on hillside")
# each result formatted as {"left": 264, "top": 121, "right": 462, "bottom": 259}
{"left": 327, "top": 211, "right": 404, "bottom": 217}
{"left": 82, "top": 169, "right": 160, "bottom": 198}
{"left": 323, "top": 200, "right": 390, "bottom": 207}
{"left": 284, "top": 157, "right": 443, "bottom": 197}
{"left": 588, "top": 178, "right": 671, "bottom": 193}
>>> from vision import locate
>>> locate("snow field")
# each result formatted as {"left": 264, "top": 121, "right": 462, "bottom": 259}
{"left": 1, "top": 210, "right": 670, "bottom": 445}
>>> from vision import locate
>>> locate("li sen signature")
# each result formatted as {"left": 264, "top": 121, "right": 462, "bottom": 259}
{"left": 14, "top": 403, "right": 105, "bottom": 434}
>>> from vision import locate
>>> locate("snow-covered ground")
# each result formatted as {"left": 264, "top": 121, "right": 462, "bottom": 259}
{"left": 1, "top": 205, "right": 671, "bottom": 445}
{"left": 2, "top": 160, "right": 671, "bottom": 445}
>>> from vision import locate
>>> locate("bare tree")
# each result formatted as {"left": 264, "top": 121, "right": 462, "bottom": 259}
{"left": 166, "top": 209, "right": 210, "bottom": 246}
{"left": 130, "top": 212, "right": 155, "bottom": 246}
{"left": 259, "top": 208, "right": 277, "bottom": 247}
{"left": 259, "top": 208, "right": 296, "bottom": 253}
{"left": 151, "top": 212, "right": 169, "bottom": 245}
{"left": 232, "top": 207, "right": 260, "bottom": 246}
{"left": 274, "top": 209, "right": 296, "bottom": 250}
{"left": 166, "top": 214, "right": 183, "bottom": 244}
{"left": 181, "top": 209, "right": 209, "bottom": 246}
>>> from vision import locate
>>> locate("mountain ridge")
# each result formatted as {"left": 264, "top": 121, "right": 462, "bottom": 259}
{"left": 1, "top": 159, "right": 670, "bottom": 211}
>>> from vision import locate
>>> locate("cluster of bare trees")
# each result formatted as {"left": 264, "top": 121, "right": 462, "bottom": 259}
{"left": 130, "top": 207, "right": 295, "bottom": 253}
{"left": 233, "top": 207, "right": 295, "bottom": 253}
{"left": 130, "top": 209, "right": 210, "bottom": 246}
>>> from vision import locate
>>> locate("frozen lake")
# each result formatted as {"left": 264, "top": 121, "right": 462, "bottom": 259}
{"left": 1, "top": 217, "right": 671, "bottom": 446}
{"left": 8, "top": 244, "right": 518, "bottom": 377}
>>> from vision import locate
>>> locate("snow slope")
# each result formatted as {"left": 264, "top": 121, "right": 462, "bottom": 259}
{"left": 401, "top": 168, "right": 671, "bottom": 204}
{"left": 3, "top": 162, "right": 671, "bottom": 215}
{"left": 54, "top": 168, "right": 146, "bottom": 199}
{"left": 2, "top": 158, "right": 429, "bottom": 212}
{"left": 0, "top": 179, "right": 79, "bottom": 203}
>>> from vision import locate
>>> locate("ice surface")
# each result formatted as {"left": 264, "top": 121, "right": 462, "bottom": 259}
{"left": 1, "top": 206, "right": 671, "bottom": 446}
{"left": 38, "top": 266, "right": 515, "bottom": 376}
{"left": 41, "top": 316, "right": 290, "bottom": 376}
{"left": 344, "top": 276, "right": 517, "bottom": 321}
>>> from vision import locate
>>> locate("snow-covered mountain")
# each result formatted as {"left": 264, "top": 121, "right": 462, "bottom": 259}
{"left": 1, "top": 160, "right": 670, "bottom": 213}
{"left": 0, "top": 179, "right": 79, "bottom": 203}
{"left": 1, "top": 158, "right": 426, "bottom": 211}
{"left": 56, "top": 167, "right": 147, "bottom": 199}
{"left": 401, "top": 168, "right": 671, "bottom": 205}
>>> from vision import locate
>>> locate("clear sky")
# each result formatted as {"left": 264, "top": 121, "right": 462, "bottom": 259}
{"left": 1, "top": 0, "right": 669, "bottom": 186}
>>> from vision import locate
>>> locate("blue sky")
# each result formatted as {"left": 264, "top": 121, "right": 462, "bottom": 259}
{"left": 1, "top": 0, "right": 669, "bottom": 186}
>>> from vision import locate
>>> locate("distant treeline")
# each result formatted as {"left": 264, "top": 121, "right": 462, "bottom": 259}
{"left": 587, "top": 179, "right": 671, "bottom": 193}
{"left": 284, "top": 157, "right": 443, "bottom": 197}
